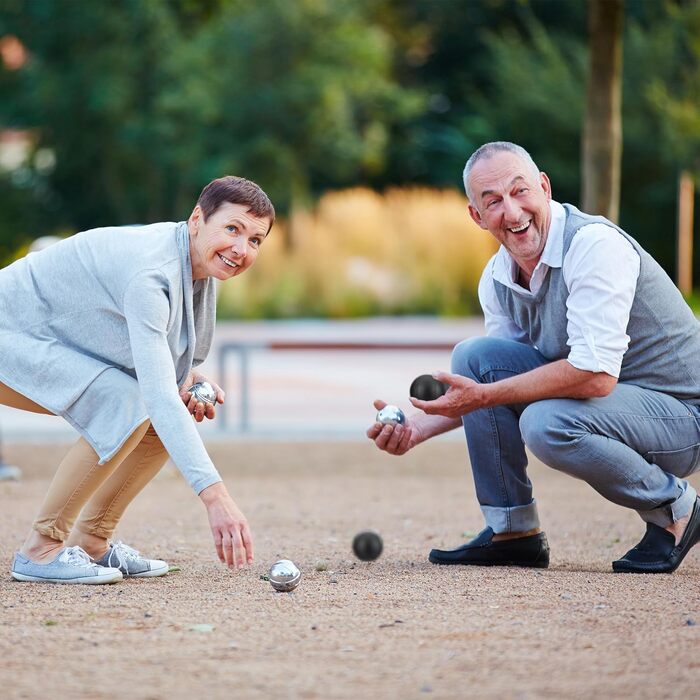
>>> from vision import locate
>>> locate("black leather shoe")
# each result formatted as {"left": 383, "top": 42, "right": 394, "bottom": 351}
{"left": 612, "top": 497, "right": 700, "bottom": 574}
{"left": 428, "top": 527, "right": 549, "bottom": 568}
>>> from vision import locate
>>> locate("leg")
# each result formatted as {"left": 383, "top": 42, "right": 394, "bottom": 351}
{"left": 67, "top": 424, "right": 169, "bottom": 558}
{"left": 22, "top": 421, "right": 151, "bottom": 562}
{"left": 519, "top": 384, "right": 699, "bottom": 528}
{"left": 0, "top": 386, "right": 34, "bottom": 478}
{"left": 0, "top": 381, "right": 54, "bottom": 415}
{"left": 0, "top": 422, "right": 22, "bottom": 481}
{"left": 450, "top": 337, "right": 550, "bottom": 534}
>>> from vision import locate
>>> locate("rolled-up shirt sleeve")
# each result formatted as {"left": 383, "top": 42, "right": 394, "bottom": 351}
{"left": 563, "top": 225, "right": 640, "bottom": 377}
{"left": 478, "top": 255, "right": 532, "bottom": 344}
{"left": 123, "top": 270, "right": 222, "bottom": 494}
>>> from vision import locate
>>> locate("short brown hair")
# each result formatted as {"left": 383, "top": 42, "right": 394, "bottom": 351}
{"left": 197, "top": 176, "right": 275, "bottom": 231}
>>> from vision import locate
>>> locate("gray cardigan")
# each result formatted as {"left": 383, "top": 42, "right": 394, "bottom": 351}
{"left": 0, "top": 221, "right": 221, "bottom": 494}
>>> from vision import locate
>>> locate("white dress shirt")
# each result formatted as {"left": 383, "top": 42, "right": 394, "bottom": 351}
{"left": 478, "top": 200, "right": 641, "bottom": 378}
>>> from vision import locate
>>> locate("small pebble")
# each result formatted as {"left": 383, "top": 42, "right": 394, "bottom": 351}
{"left": 189, "top": 623, "right": 215, "bottom": 633}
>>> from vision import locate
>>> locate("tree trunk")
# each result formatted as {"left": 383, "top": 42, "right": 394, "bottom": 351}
{"left": 677, "top": 170, "right": 695, "bottom": 296}
{"left": 581, "top": 0, "right": 624, "bottom": 223}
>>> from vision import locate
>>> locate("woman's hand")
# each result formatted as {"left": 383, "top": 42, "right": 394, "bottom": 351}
{"left": 179, "top": 371, "right": 225, "bottom": 423}
{"left": 198, "top": 482, "right": 254, "bottom": 568}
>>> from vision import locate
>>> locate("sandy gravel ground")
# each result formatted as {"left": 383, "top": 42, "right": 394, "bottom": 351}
{"left": 1, "top": 439, "right": 699, "bottom": 699}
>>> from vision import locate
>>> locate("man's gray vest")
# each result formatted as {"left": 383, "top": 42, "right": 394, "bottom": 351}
{"left": 493, "top": 203, "right": 700, "bottom": 405}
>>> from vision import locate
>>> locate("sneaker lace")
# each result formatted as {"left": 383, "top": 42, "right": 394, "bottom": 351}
{"left": 107, "top": 541, "right": 141, "bottom": 574}
{"left": 59, "top": 546, "right": 93, "bottom": 567}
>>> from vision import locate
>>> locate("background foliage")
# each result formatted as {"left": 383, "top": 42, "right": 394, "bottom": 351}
{"left": 1, "top": 0, "right": 699, "bottom": 315}
{"left": 217, "top": 187, "right": 496, "bottom": 318}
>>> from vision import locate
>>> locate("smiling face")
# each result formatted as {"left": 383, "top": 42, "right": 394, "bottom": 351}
{"left": 467, "top": 151, "right": 552, "bottom": 275}
{"left": 188, "top": 201, "right": 271, "bottom": 281}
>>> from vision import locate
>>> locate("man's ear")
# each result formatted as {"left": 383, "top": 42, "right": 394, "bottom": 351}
{"left": 468, "top": 203, "right": 487, "bottom": 230}
{"left": 540, "top": 171, "right": 552, "bottom": 201}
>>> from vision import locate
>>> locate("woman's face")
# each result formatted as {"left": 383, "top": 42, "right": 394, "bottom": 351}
{"left": 189, "top": 201, "right": 271, "bottom": 281}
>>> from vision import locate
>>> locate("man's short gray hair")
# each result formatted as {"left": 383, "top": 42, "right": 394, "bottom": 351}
{"left": 462, "top": 141, "right": 540, "bottom": 204}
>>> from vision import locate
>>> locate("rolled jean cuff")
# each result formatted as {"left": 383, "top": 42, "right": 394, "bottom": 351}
{"left": 481, "top": 499, "right": 540, "bottom": 534}
{"left": 637, "top": 484, "right": 697, "bottom": 528}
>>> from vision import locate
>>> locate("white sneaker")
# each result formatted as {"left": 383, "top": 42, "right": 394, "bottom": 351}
{"left": 94, "top": 541, "right": 169, "bottom": 578}
{"left": 11, "top": 546, "right": 123, "bottom": 584}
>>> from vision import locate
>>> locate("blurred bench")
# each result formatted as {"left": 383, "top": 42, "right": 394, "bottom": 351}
{"left": 216, "top": 340, "right": 457, "bottom": 432}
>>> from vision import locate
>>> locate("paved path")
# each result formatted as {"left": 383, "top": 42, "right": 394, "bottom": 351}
{"left": 0, "top": 317, "right": 484, "bottom": 443}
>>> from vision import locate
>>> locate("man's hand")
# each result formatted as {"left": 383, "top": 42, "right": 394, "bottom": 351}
{"left": 409, "top": 371, "right": 486, "bottom": 418}
{"left": 409, "top": 362, "right": 617, "bottom": 419}
{"left": 198, "top": 482, "right": 253, "bottom": 568}
{"left": 179, "top": 371, "right": 225, "bottom": 423}
{"left": 366, "top": 399, "right": 427, "bottom": 455}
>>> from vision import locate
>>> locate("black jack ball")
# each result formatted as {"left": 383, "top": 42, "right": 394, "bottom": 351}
{"left": 352, "top": 530, "right": 383, "bottom": 561}
{"left": 410, "top": 374, "right": 449, "bottom": 401}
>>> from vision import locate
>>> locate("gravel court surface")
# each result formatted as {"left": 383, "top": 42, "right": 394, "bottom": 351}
{"left": 1, "top": 440, "right": 699, "bottom": 699}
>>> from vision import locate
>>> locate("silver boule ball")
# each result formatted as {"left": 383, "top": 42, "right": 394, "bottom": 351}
{"left": 188, "top": 381, "right": 217, "bottom": 405}
{"left": 269, "top": 559, "right": 301, "bottom": 592}
{"left": 376, "top": 405, "right": 406, "bottom": 426}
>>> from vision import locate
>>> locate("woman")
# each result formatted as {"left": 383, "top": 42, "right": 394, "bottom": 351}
{"left": 1, "top": 176, "right": 274, "bottom": 584}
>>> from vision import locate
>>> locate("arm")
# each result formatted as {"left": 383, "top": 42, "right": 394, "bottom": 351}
{"left": 563, "top": 224, "right": 640, "bottom": 377}
{"left": 123, "top": 273, "right": 252, "bottom": 568}
{"left": 410, "top": 360, "right": 616, "bottom": 419}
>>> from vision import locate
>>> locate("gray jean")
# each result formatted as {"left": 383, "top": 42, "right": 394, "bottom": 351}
{"left": 452, "top": 337, "right": 700, "bottom": 533}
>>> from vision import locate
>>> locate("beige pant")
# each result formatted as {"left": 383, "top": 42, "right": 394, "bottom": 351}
{"left": 0, "top": 382, "right": 169, "bottom": 540}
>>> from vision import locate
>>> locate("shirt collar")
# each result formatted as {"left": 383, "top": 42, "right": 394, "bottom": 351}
{"left": 493, "top": 200, "right": 566, "bottom": 285}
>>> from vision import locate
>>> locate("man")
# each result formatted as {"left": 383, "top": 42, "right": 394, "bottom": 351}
{"left": 368, "top": 141, "right": 700, "bottom": 574}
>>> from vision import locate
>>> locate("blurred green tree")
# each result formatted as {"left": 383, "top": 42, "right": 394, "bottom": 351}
{"left": 1, "top": 0, "right": 187, "bottom": 232}
{"left": 2, "top": 0, "right": 699, "bottom": 290}
{"left": 645, "top": 2, "right": 700, "bottom": 175}
{"left": 385, "top": 0, "right": 697, "bottom": 273}
{"left": 0, "top": 0, "right": 424, "bottom": 246}
{"left": 159, "top": 0, "right": 425, "bottom": 223}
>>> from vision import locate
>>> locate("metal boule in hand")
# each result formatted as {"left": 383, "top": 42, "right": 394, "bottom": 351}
{"left": 409, "top": 374, "right": 449, "bottom": 401}
{"left": 376, "top": 405, "right": 405, "bottom": 426}
{"left": 188, "top": 381, "right": 217, "bottom": 405}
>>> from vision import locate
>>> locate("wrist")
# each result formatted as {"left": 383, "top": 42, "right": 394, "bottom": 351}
{"left": 478, "top": 381, "right": 499, "bottom": 410}
{"left": 199, "top": 480, "right": 226, "bottom": 505}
